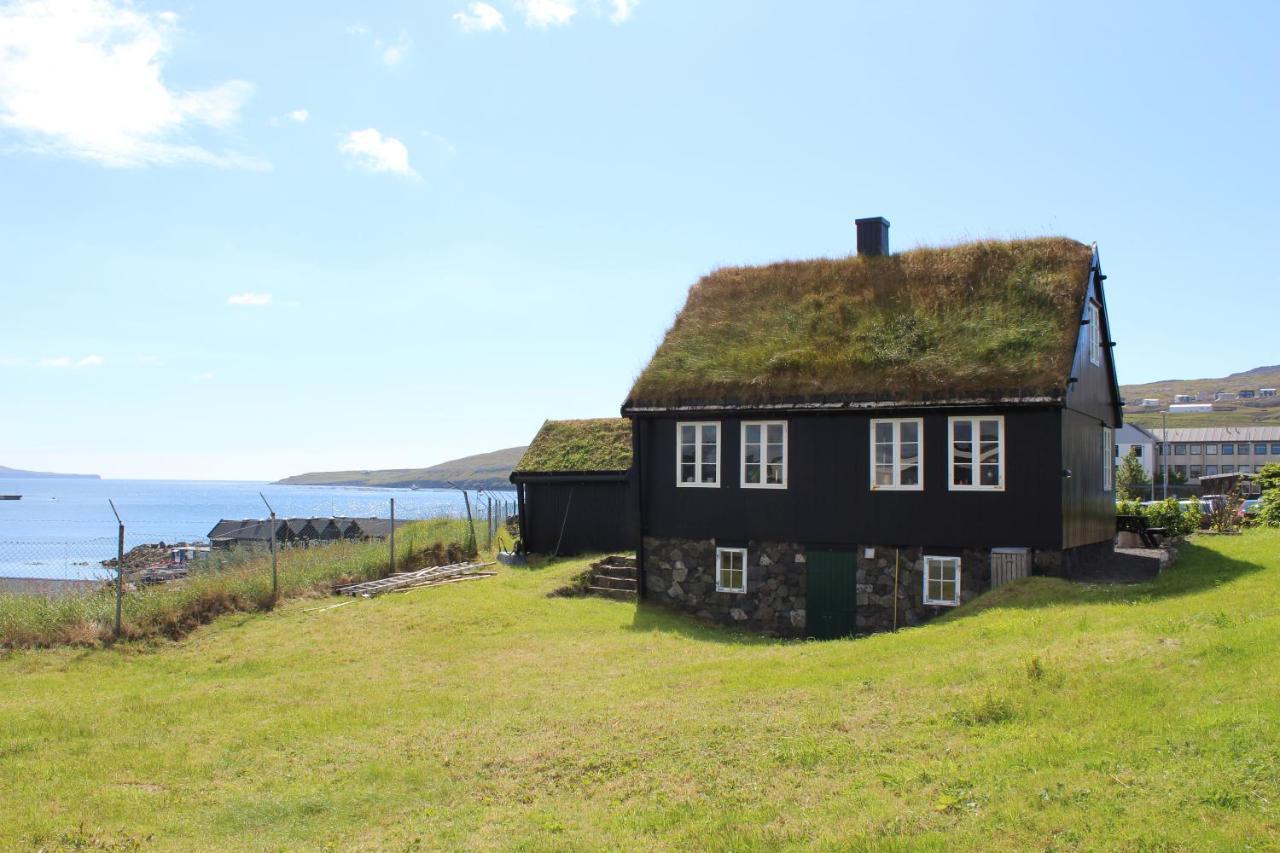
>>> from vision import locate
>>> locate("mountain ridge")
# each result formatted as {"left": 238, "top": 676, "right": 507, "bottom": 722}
{"left": 274, "top": 446, "right": 527, "bottom": 490}
{"left": 0, "top": 465, "right": 100, "bottom": 480}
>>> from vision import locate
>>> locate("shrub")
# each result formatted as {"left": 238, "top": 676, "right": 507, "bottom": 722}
{"left": 1115, "top": 453, "right": 1151, "bottom": 501}
{"left": 1259, "top": 489, "right": 1280, "bottom": 528}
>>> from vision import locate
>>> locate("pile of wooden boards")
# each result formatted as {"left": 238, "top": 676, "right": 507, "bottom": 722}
{"left": 333, "top": 562, "right": 496, "bottom": 598}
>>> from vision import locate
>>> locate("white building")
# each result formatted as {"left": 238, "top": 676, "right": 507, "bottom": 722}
{"left": 1169, "top": 402, "right": 1213, "bottom": 413}
{"left": 1114, "top": 423, "right": 1157, "bottom": 480}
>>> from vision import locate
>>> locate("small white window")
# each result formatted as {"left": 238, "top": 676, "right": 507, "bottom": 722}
{"left": 948, "top": 416, "right": 1004, "bottom": 491}
{"left": 924, "top": 556, "right": 961, "bottom": 606}
{"left": 677, "top": 422, "right": 720, "bottom": 487}
{"left": 1088, "top": 300, "right": 1102, "bottom": 366}
{"left": 715, "top": 547, "right": 747, "bottom": 593}
{"left": 870, "top": 418, "right": 923, "bottom": 490}
{"left": 742, "top": 421, "right": 787, "bottom": 488}
{"left": 1103, "top": 427, "right": 1114, "bottom": 492}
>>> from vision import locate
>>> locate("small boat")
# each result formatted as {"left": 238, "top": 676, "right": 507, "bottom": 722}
{"left": 0, "top": 495, "right": 21, "bottom": 501}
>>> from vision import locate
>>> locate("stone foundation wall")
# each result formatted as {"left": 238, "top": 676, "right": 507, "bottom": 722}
{"left": 642, "top": 537, "right": 1106, "bottom": 638}
{"left": 642, "top": 537, "right": 807, "bottom": 636}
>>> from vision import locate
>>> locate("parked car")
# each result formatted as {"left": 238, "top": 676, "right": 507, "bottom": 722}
{"left": 1239, "top": 498, "right": 1263, "bottom": 519}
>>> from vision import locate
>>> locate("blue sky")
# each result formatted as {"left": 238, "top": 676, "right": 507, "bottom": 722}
{"left": 2, "top": 0, "right": 1277, "bottom": 480}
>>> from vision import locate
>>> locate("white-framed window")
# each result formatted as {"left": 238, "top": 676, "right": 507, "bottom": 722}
{"left": 870, "top": 418, "right": 923, "bottom": 490}
{"left": 923, "top": 556, "right": 961, "bottom": 606}
{"left": 715, "top": 547, "right": 747, "bottom": 593}
{"left": 741, "top": 421, "right": 787, "bottom": 489}
{"left": 948, "top": 416, "right": 1004, "bottom": 491}
{"left": 1103, "top": 427, "right": 1114, "bottom": 492}
{"left": 677, "top": 422, "right": 720, "bottom": 487}
{"left": 1087, "top": 300, "right": 1102, "bottom": 366}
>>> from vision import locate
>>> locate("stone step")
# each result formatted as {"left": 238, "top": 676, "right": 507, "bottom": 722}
{"left": 586, "top": 585, "right": 637, "bottom": 601}
{"left": 594, "top": 565, "right": 637, "bottom": 580}
{"left": 592, "top": 574, "right": 638, "bottom": 591}
{"left": 597, "top": 556, "right": 638, "bottom": 570}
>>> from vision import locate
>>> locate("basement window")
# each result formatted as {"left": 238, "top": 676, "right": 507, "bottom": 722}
{"left": 742, "top": 421, "right": 787, "bottom": 488}
{"left": 948, "top": 416, "right": 1004, "bottom": 491}
{"left": 677, "top": 422, "right": 720, "bottom": 487}
{"left": 715, "top": 547, "right": 747, "bottom": 594}
{"left": 870, "top": 418, "right": 923, "bottom": 490}
{"left": 923, "top": 556, "right": 961, "bottom": 606}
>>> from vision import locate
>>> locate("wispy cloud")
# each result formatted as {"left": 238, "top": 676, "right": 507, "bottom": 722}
{"left": 227, "top": 292, "right": 272, "bottom": 306}
{"left": 377, "top": 29, "right": 412, "bottom": 65}
{"left": 0, "top": 0, "right": 261, "bottom": 168}
{"left": 38, "top": 355, "right": 104, "bottom": 369}
{"left": 452, "top": 3, "right": 505, "bottom": 32}
{"left": 608, "top": 0, "right": 638, "bottom": 23}
{"left": 516, "top": 0, "right": 576, "bottom": 29}
{"left": 287, "top": 108, "right": 309, "bottom": 123}
{"left": 340, "top": 128, "right": 418, "bottom": 180}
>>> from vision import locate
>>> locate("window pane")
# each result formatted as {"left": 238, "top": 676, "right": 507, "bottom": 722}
{"left": 940, "top": 579, "right": 956, "bottom": 602}
{"left": 767, "top": 444, "right": 784, "bottom": 465}
{"left": 1256, "top": 444, "right": 1268, "bottom": 455}
{"left": 1221, "top": 444, "right": 1233, "bottom": 455}
{"left": 901, "top": 421, "right": 918, "bottom": 443}
{"left": 744, "top": 443, "right": 761, "bottom": 465}
{"left": 875, "top": 422, "right": 893, "bottom": 443}
{"left": 681, "top": 463, "right": 695, "bottom": 483}
{"left": 745, "top": 424, "right": 761, "bottom": 444}
{"left": 900, "top": 464, "right": 919, "bottom": 486}
{"left": 953, "top": 440, "right": 972, "bottom": 463}
{"left": 701, "top": 425, "right": 717, "bottom": 444}
{"left": 1238, "top": 443, "right": 1250, "bottom": 454}
{"left": 875, "top": 444, "right": 893, "bottom": 465}
{"left": 900, "top": 441, "right": 918, "bottom": 467}
{"left": 980, "top": 463, "right": 1000, "bottom": 486}
{"left": 767, "top": 424, "right": 783, "bottom": 444}
{"left": 680, "top": 425, "right": 695, "bottom": 444}
{"left": 953, "top": 420, "right": 972, "bottom": 442}
{"left": 953, "top": 464, "right": 973, "bottom": 486}
{"left": 745, "top": 465, "right": 761, "bottom": 484}
{"left": 1206, "top": 444, "right": 1218, "bottom": 455}
{"left": 701, "top": 463, "right": 716, "bottom": 482}
{"left": 875, "top": 465, "right": 894, "bottom": 486}
{"left": 766, "top": 464, "right": 783, "bottom": 484}
{"left": 979, "top": 441, "right": 999, "bottom": 464}
{"left": 979, "top": 420, "right": 1000, "bottom": 442}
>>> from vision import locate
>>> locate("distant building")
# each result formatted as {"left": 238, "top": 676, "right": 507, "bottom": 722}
{"left": 1214, "top": 391, "right": 1237, "bottom": 402}
{"left": 1261, "top": 388, "right": 1277, "bottom": 398}
{"left": 207, "top": 516, "right": 406, "bottom": 549}
{"left": 1168, "top": 403, "right": 1213, "bottom": 413}
{"left": 1153, "top": 426, "right": 1280, "bottom": 484}
{"left": 1114, "top": 423, "right": 1157, "bottom": 480}
{"left": 1140, "top": 397, "right": 1160, "bottom": 407}
{"left": 1173, "top": 394, "right": 1197, "bottom": 403}
{"left": 1237, "top": 389, "right": 1257, "bottom": 399}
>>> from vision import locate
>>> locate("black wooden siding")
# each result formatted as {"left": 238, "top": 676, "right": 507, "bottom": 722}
{"left": 1063, "top": 261, "right": 1122, "bottom": 428}
{"left": 520, "top": 478, "right": 638, "bottom": 556}
{"left": 1060, "top": 408, "right": 1115, "bottom": 549}
{"left": 637, "top": 408, "right": 1065, "bottom": 551}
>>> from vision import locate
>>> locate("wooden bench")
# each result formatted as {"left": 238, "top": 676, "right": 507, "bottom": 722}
{"left": 1116, "top": 514, "right": 1166, "bottom": 549}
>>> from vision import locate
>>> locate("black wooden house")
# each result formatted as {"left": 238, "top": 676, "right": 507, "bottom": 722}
{"left": 510, "top": 418, "right": 638, "bottom": 556}
{"left": 623, "top": 219, "right": 1123, "bottom": 638}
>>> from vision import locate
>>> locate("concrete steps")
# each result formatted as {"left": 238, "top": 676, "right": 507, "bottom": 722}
{"left": 585, "top": 555, "right": 638, "bottom": 601}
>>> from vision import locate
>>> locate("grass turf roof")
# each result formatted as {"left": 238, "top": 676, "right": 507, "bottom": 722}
{"left": 513, "top": 418, "right": 632, "bottom": 474}
{"left": 626, "top": 237, "right": 1095, "bottom": 409}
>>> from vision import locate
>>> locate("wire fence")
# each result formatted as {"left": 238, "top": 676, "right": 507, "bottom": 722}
{"left": 0, "top": 492, "right": 520, "bottom": 614}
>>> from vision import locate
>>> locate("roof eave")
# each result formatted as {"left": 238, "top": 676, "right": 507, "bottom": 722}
{"left": 623, "top": 394, "right": 1064, "bottom": 415}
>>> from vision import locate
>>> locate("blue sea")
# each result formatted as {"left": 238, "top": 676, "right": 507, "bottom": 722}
{"left": 0, "top": 478, "right": 512, "bottom": 581}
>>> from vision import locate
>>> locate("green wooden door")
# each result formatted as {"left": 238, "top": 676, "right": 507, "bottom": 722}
{"left": 806, "top": 550, "right": 857, "bottom": 639}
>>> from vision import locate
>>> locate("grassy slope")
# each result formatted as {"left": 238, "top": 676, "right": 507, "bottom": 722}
{"left": 1119, "top": 364, "right": 1280, "bottom": 403}
{"left": 1126, "top": 408, "right": 1280, "bottom": 429}
{"left": 273, "top": 446, "right": 526, "bottom": 489}
{"left": 3, "top": 533, "right": 1279, "bottom": 849}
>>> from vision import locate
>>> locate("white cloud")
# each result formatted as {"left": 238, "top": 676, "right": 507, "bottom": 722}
{"left": 227, "top": 292, "right": 272, "bottom": 306}
{"left": 376, "top": 29, "right": 412, "bottom": 66}
{"left": 516, "top": 0, "right": 576, "bottom": 28}
{"left": 608, "top": 0, "right": 637, "bottom": 23}
{"left": 0, "top": 0, "right": 260, "bottom": 168}
{"left": 453, "top": 3, "right": 505, "bottom": 32}
{"left": 39, "top": 355, "right": 103, "bottom": 368}
{"left": 287, "top": 108, "right": 309, "bottom": 123}
{"left": 339, "top": 128, "right": 418, "bottom": 179}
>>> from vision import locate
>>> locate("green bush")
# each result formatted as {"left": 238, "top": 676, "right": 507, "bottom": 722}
{"left": 1118, "top": 497, "right": 1200, "bottom": 538}
{"left": 1259, "top": 489, "right": 1280, "bottom": 529}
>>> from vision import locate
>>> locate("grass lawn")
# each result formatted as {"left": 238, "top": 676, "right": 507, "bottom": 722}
{"left": 2, "top": 532, "right": 1279, "bottom": 849}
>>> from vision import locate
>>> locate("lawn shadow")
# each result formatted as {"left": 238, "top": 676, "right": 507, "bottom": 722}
{"left": 949, "top": 538, "right": 1269, "bottom": 618}
{"left": 625, "top": 600, "right": 778, "bottom": 646}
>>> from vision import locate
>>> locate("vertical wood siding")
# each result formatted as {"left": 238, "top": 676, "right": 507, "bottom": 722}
{"left": 1061, "top": 408, "right": 1116, "bottom": 548}
{"left": 523, "top": 479, "right": 638, "bottom": 556}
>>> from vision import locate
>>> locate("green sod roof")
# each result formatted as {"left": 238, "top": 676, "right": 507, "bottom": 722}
{"left": 513, "top": 418, "right": 633, "bottom": 474}
{"left": 626, "top": 237, "right": 1095, "bottom": 409}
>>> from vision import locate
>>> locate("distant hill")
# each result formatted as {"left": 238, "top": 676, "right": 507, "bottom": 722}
{"left": 1121, "top": 365, "right": 1280, "bottom": 429}
{"left": 0, "top": 465, "right": 100, "bottom": 480}
{"left": 274, "top": 446, "right": 527, "bottom": 490}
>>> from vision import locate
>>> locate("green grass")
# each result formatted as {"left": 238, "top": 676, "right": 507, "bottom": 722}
{"left": 0, "top": 517, "right": 475, "bottom": 648}
{"left": 3, "top": 532, "right": 1280, "bottom": 849}
{"left": 628, "top": 237, "right": 1094, "bottom": 407}
{"left": 513, "top": 418, "right": 633, "bottom": 473}
{"left": 1125, "top": 408, "right": 1280, "bottom": 429}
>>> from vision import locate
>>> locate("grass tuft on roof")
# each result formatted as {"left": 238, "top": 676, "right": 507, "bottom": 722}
{"left": 514, "top": 418, "right": 632, "bottom": 474}
{"left": 626, "top": 237, "right": 1095, "bottom": 408}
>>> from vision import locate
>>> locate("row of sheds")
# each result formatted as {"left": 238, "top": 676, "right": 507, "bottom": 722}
{"left": 206, "top": 517, "right": 408, "bottom": 549}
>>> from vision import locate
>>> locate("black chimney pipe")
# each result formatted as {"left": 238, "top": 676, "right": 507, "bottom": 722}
{"left": 855, "top": 216, "right": 890, "bottom": 256}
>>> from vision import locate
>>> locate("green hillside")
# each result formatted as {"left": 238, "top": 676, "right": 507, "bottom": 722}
{"left": 1121, "top": 365, "right": 1280, "bottom": 429}
{"left": 2, "top": 532, "right": 1278, "bottom": 848}
{"left": 275, "top": 445, "right": 526, "bottom": 490}
{"left": 1119, "top": 363, "right": 1280, "bottom": 403}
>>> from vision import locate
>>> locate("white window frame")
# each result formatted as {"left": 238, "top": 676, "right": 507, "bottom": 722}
{"left": 715, "top": 547, "right": 747, "bottom": 594}
{"left": 947, "top": 415, "right": 1005, "bottom": 492}
{"left": 676, "top": 421, "right": 721, "bottom": 488}
{"left": 740, "top": 421, "right": 788, "bottom": 490}
{"left": 923, "top": 555, "right": 961, "bottom": 606}
{"left": 1087, "top": 300, "right": 1102, "bottom": 366}
{"left": 1102, "top": 427, "right": 1114, "bottom": 492}
{"left": 869, "top": 417, "right": 924, "bottom": 491}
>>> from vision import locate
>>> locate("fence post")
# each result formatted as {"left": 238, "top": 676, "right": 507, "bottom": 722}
{"left": 390, "top": 497, "right": 396, "bottom": 574}
{"left": 486, "top": 496, "right": 493, "bottom": 551}
{"left": 108, "top": 500, "right": 124, "bottom": 637}
{"left": 259, "top": 493, "right": 278, "bottom": 601}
